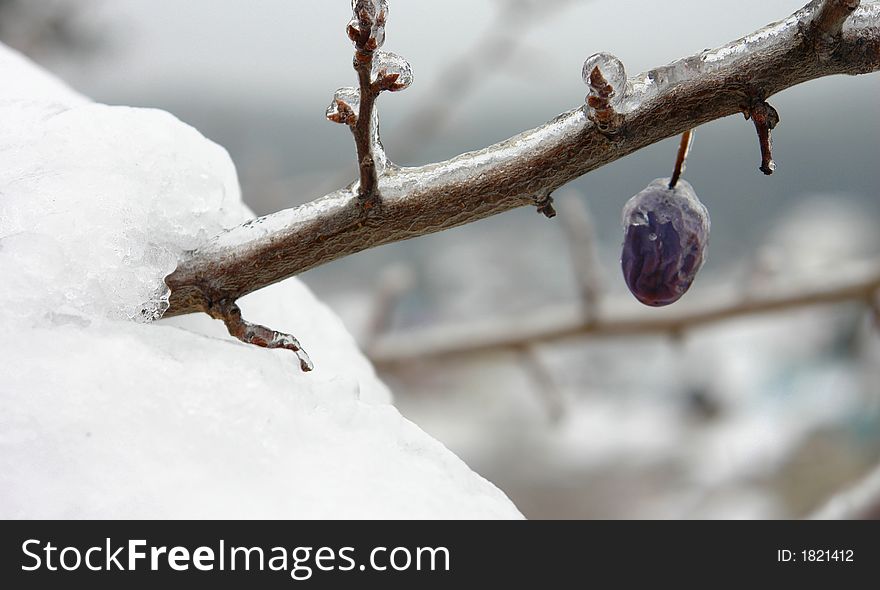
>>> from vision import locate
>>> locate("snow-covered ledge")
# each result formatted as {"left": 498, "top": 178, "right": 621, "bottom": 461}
{"left": 0, "top": 45, "right": 522, "bottom": 519}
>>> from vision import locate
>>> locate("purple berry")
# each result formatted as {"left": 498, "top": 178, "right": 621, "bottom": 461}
{"left": 621, "top": 178, "right": 710, "bottom": 307}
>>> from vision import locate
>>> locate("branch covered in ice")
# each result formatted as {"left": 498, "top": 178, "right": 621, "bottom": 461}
{"left": 208, "top": 299, "right": 314, "bottom": 372}
{"left": 165, "top": 0, "right": 880, "bottom": 331}
{"left": 328, "top": 0, "right": 413, "bottom": 209}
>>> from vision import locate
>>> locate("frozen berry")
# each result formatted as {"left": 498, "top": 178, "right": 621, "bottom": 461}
{"left": 621, "top": 178, "right": 710, "bottom": 306}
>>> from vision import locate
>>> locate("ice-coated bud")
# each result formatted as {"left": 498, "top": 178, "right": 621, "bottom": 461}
{"left": 621, "top": 178, "right": 710, "bottom": 307}
{"left": 582, "top": 52, "right": 627, "bottom": 108}
{"left": 325, "top": 87, "right": 361, "bottom": 125}
{"left": 349, "top": 0, "right": 388, "bottom": 50}
{"left": 352, "top": 0, "right": 388, "bottom": 21}
{"left": 372, "top": 51, "right": 413, "bottom": 91}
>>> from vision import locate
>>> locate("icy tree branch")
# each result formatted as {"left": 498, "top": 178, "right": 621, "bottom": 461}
{"left": 366, "top": 262, "right": 880, "bottom": 367}
{"left": 163, "top": 1, "right": 880, "bottom": 339}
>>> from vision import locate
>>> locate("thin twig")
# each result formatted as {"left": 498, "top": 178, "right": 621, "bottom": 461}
{"left": 349, "top": 1, "right": 388, "bottom": 207}
{"left": 745, "top": 100, "right": 780, "bottom": 175}
{"left": 668, "top": 129, "right": 694, "bottom": 189}
{"left": 208, "top": 300, "right": 314, "bottom": 372}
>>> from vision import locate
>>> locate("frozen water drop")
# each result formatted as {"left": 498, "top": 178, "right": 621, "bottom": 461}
{"left": 372, "top": 51, "right": 413, "bottom": 91}
{"left": 582, "top": 52, "right": 627, "bottom": 107}
{"left": 325, "top": 87, "right": 360, "bottom": 124}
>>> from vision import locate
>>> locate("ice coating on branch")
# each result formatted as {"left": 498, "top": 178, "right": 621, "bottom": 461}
{"left": 621, "top": 178, "right": 710, "bottom": 307}
{"left": 623, "top": 55, "right": 703, "bottom": 111}
{"left": 372, "top": 51, "right": 413, "bottom": 91}
{"left": 370, "top": 109, "right": 388, "bottom": 176}
{"left": 618, "top": 2, "right": 820, "bottom": 112}
{"left": 844, "top": 1, "right": 880, "bottom": 30}
{"left": 582, "top": 52, "right": 627, "bottom": 108}
{"left": 349, "top": 0, "right": 389, "bottom": 50}
{"left": 326, "top": 86, "right": 361, "bottom": 125}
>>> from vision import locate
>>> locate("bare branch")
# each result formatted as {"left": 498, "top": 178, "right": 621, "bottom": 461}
{"left": 164, "top": 1, "right": 880, "bottom": 320}
{"left": 207, "top": 299, "right": 314, "bottom": 372}
{"left": 366, "top": 263, "right": 880, "bottom": 367}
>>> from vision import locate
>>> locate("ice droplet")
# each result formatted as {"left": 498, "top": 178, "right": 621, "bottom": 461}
{"left": 582, "top": 52, "right": 627, "bottom": 108}
{"left": 325, "top": 87, "right": 360, "bottom": 124}
{"left": 372, "top": 51, "right": 413, "bottom": 91}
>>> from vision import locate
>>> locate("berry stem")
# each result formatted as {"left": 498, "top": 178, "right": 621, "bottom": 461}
{"left": 669, "top": 129, "right": 694, "bottom": 189}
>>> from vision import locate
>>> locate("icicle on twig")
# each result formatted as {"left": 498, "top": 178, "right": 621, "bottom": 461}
{"left": 210, "top": 300, "right": 314, "bottom": 372}
{"left": 744, "top": 99, "right": 780, "bottom": 175}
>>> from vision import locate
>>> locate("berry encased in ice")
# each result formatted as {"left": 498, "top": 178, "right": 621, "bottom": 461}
{"left": 621, "top": 178, "right": 710, "bottom": 307}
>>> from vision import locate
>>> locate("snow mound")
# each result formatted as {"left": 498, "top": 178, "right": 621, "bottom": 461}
{"left": 0, "top": 102, "right": 245, "bottom": 322}
{"left": 0, "top": 44, "right": 521, "bottom": 519}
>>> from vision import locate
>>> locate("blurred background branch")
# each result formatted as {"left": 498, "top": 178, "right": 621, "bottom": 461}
{"left": 368, "top": 261, "right": 880, "bottom": 366}
{"left": 0, "top": 0, "right": 101, "bottom": 61}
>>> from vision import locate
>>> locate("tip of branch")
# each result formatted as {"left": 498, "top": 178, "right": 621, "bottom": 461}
{"left": 747, "top": 100, "right": 779, "bottom": 177}
{"left": 211, "top": 300, "right": 314, "bottom": 372}
{"left": 584, "top": 62, "right": 624, "bottom": 134}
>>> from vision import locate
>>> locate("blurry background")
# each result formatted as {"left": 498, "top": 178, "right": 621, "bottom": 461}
{"left": 7, "top": 0, "right": 880, "bottom": 518}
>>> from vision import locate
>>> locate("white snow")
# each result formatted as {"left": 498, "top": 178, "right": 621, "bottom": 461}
{"left": 0, "top": 43, "right": 522, "bottom": 519}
